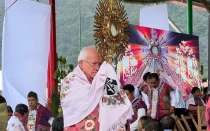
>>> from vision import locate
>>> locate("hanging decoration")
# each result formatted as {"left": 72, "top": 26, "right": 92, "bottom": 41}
{"left": 94, "top": 0, "right": 129, "bottom": 65}
{"left": 119, "top": 0, "right": 169, "bottom": 4}
{"left": 201, "top": 0, "right": 210, "bottom": 12}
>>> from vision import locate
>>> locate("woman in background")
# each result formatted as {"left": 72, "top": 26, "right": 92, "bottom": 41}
{"left": 7, "top": 105, "right": 13, "bottom": 120}
{"left": 7, "top": 104, "right": 28, "bottom": 131}
{"left": 186, "top": 87, "right": 205, "bottom": 115}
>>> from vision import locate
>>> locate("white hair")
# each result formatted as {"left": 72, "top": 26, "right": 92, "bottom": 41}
{"left": 78, "top": 46, "right": 97, "bottom": 62}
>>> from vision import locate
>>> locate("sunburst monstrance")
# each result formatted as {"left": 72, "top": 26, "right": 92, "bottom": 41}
{"left": 94, "top": 0, "right": 129, "bottom": 65}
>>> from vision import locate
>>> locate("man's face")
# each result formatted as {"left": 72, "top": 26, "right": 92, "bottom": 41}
{"left": 124, "top": 90, "right": 134, "bottom": 102}
{"left": 149, "top": 78, "right": 159, "bottom": 88}
{"left": 28, "top": 97, "right": 38, "bottom": 110}
{"left": 79, "top": 51, "right": 102, "bottom": 79}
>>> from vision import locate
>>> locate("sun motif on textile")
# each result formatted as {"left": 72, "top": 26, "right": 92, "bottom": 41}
{"left": 118, "top": 25, "right": 200, "bottom": 99}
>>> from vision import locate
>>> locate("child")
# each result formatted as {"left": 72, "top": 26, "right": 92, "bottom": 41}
{"left": 123, "top": 84, "right": 147, "bottom": 131}
{"left": 7, "top": 105, "right": 13, "bottom": 120}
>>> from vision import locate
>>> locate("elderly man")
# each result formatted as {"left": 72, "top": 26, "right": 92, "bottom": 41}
{"left": 61, "top": 46, "right": 133, "bottom": 131}
{"left": 143, "top": 73, "right": 176, "bottom": 120}
{"left": 26, "top": 91, "right": 54, "bottom": 131}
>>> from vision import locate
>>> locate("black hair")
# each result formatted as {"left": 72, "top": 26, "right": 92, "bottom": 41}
{"left": 191, "top": 87, "right": 200, "bottom": 94}
{"left": 27, "top": 91, "right": 38, "bottom": 100}
{"left": 159, "top": 115, "right": 175, "bottom": 129}
{"left": 143, "top": 72, "right": 151, "bottom": 81}
{"left": 15, "top": 104, "right": 28, "bottom": 116}
{"left": 204, "top": 87, "right": 208, "bottom": 94}
{"left": 143, "top": 119, "right": 163, "bottom": 131}
{"left": 7, "top": 106, "right": 13, "bottom": 113}
{"left": 140, "top": 116, "right": 151, "bottom": 121}
{"left": 0, "top": 95, "right": 6, "bottom": 104}
{"left": 149, "top": 73, "right": 159, "bottom": 81}
{"left": 123, "top": 84, "right": 135, "bottom": 93}
{"left": 52, "top": 117, "right": 64, "bottom": 131}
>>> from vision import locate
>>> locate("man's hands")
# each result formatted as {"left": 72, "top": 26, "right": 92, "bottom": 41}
{"left": 169, "top": 106, "right": 175, "bottom": 114}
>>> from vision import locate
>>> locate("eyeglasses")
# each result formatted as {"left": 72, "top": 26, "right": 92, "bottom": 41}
{"left": 82, "top": 60, "right": 102, "bottom": 67}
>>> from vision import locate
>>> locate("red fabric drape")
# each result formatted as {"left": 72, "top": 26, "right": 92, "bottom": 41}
{"left": 47, "top": 0, "right": 57, "bottom": 100}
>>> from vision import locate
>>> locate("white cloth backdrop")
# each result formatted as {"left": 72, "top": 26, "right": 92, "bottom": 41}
{"left": 2, "top": 0, "right": 51, "bottom": 109}
{"left": 140, "top": 4, "right": 169, "bottom": 31}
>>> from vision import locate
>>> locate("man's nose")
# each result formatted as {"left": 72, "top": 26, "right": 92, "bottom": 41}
{"left": 95, "top": 64, "right": 100, "bottom": 70}
{"left": 95, "top": 65, "right": 100, "bottom": 71}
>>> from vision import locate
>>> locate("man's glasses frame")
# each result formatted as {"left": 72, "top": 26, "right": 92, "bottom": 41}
{"left": 82, "top": 60, "right": 102, "bottom": 67}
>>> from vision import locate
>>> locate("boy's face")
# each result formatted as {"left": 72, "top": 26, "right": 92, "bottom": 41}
{"left": 145, "top": 79, "right": 150, "bottom": 85}
{"left": 124, "top": 90, "right": 134, "bottom": 102}
{"left": 194, "top": 89, "right": 201, "bottom": 97}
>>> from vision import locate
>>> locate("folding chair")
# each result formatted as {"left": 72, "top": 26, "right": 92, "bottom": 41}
{"left": 174, "top": 115, "right": 185, "bottom": 131}
{"left": 197, "top": 106, "right": 207, "bottom": 131}
{"left": 181, "top": 114, "right": 199, "bottom": 131}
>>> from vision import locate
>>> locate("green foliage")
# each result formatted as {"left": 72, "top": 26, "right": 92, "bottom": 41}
{"left": 49, "top": 92, "right": 60, "bottom": 117}
{"left": 202, "top": 77, "right": 207, "bottom": 82}
{"left": 50, "top": 56, "right": 73, "bottom": 117}
{"left": 200, "top": 65, "right": 204, "bottom": 75}
{"left": 54, "top": 56, "right": 74, "bottom": 87}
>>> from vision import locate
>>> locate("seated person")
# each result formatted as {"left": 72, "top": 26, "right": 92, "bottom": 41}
{"left": 138, "top": 116, "right": 151, "bottom": 131}
{"left": 142, "top": 118, "right": 163, "bottom": 131}
{"left": 186, "top": 87, "right": 205, "bottom": 115}
{"left": 123, "top": 84, "right": 147, "bottom": 131}
{"left": 159, "top": 115, "right": 175, "bottom": 131}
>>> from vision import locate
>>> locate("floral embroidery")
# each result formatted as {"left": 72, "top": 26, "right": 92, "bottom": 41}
{"left": 27, "top": 110, "right": 36, "bottom": 131}
{"left": 14, "top": 124, "right": 25, "bottom": 131}
{"left": 60, "top": 75, "right": 75, "bottom": 100}
{"left": 8, "top": 123, "right": 25, "bottom": 131}
{"left": 80, "top": 116, "right": 97, "bottom": 131}
{"left": 61, "top": 92, "right": 66, "bottom": 99}
{"left": 37, "top": 124, "right": 50, "bottom": 131}
{"left": 102, "top": 90, "right": 126, "bottom": 106}
{"left": 85, "top": 120, "right": 95, "bottom": 130}
{"left": 118, "top": 127, "right": 125, "bottom": 131}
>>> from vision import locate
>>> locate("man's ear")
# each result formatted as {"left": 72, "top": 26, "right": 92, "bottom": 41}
{"left": 78, "top": 60, "right": 83, "bottom": 69}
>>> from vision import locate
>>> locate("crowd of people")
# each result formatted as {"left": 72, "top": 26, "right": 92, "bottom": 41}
{"left": 0, "top": 91, "right": 63, "bottom": 131}
{"left": 0, "top": 46, "right": 209, "bottom": 131}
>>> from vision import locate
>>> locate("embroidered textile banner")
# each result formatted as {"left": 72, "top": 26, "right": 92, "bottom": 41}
{"left": 117, "top": 25, "right": 200, "bottom": 98}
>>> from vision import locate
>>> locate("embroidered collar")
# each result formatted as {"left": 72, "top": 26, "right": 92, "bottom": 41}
{"left": 29, "top": 104, "right": 41, "bottom": 111}
{"left": 14, "top": 112, "right": 25, "bottom": 124}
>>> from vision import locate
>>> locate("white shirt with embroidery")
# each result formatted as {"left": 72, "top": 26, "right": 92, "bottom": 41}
{"left": 7, "top": 116, "right": 25, "bottom": 131}
{"left": 27, "top": 110, "right": 37, "bottom": 131}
